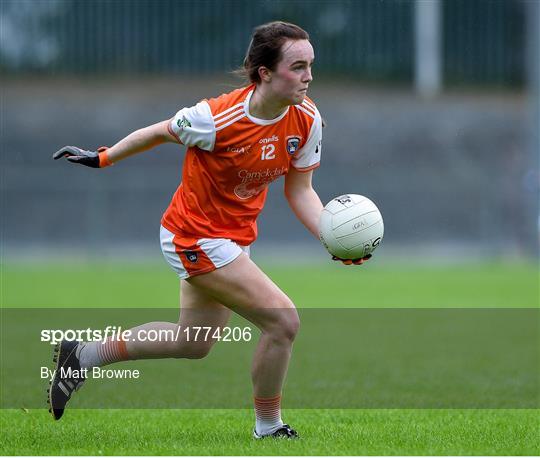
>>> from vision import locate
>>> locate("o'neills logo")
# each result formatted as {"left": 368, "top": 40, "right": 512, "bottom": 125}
{"left": 234, "top": 166, "right": 287, "bottom": 199}
{"left": 259, "top": 135, "right": 279, "bottom": 144}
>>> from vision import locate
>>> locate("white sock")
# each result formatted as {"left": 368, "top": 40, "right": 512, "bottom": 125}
{"left": 254, "top": 395, "right": 284, "bottom": 435}
{"left": 77, "top": 341, "right": 101, "bottom": 369}
{"left": 77, "top": 338, "right": 131, "bottom": 369}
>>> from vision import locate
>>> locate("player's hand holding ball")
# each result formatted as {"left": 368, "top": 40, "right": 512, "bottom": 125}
{"left": 319, "top": 194, "right": 384, "bottom": 266}
{"left": 331, "top": 254, "right": 372, "bottom": 265}
{"left": 53, "top": 146, "right": 112, "bottom": 168}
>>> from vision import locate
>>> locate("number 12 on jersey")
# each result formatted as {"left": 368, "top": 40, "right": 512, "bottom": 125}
{"left": 261, "top": 144, "right": 276, "bottom": 160}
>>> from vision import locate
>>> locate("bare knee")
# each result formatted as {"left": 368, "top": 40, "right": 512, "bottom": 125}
{"left": 263, "top": 300, "right": 300, "bottom": 344}
{"left": 171, "top": 341, "right": 214, "bottom": 359}
{"left": 184, "top": 344, "right": 213, "bottom": 359}
{"left": 278, "top": 317, "right": 300, "bottom": 343}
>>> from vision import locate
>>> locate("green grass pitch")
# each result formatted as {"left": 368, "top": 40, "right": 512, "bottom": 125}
{"left": 1, "top": 260, "right": 539, "bottom": 455}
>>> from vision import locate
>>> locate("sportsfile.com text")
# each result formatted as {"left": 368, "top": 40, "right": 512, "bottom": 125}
{"left": 40, "top": 326, "right": 253, "bottom": 345}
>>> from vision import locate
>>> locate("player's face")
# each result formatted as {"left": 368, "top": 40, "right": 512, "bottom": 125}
{"left": 270, "top": 39, "right": 314, "bottom": 105}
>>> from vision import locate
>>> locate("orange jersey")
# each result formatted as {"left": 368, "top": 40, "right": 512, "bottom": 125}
{"left": 162, "top": 84, "right": 322, "bottom": 245}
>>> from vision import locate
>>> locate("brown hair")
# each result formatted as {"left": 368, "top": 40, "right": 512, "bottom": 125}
{"left": 236, "top": 21, "right": 310, "bottom": 84}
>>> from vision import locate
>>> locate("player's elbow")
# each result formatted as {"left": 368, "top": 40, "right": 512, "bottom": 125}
{"left": 143, "top": 120, "right": 178, "bottom": 144}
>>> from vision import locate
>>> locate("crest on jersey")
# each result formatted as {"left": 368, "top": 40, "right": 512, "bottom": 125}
{"left": 286, "top": 136, "right": 301, "bottom": 154}
{"left": 177, "top": 116, "right": 191, "bottom": 130}
{"left": 184, "top": 250, "right": 198, "bottom": 263}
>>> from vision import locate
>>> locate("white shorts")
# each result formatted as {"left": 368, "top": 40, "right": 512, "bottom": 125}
{"left": 160, "top": 225, "right": 250, "bottom": 279}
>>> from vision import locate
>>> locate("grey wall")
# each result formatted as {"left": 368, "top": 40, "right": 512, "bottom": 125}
{"left": 2, "top": 77, "right": 535, "bottom": 258}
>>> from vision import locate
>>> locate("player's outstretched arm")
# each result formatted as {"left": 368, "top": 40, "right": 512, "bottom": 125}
{"left": 53, "top": 119, "right": 177, "bottom": 167}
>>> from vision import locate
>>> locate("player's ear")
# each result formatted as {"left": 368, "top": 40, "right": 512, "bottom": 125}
{"left": 258, "top": 66, "right": 272, "bottom": 83}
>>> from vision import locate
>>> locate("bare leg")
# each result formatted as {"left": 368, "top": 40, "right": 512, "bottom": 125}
{"left": 51, "top": 280, "right": 232, "bottom": 421}
{"left": 186, "top": 254, "right": 299, "bottom": 398}
{"left": 125, "top": 280, "right": 231, "bottom": 359}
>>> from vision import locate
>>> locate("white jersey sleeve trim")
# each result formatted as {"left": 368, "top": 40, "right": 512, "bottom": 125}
{"left": 213, "top": 102, "right": 244, "bottom": 121}
{"left": 291, "top": 106, "right": 322, "bottom": 171}
{"left": 302, "top": 99, "right": 316, "bottom": 112}
{"left": 169, "top": 101, "right": 216, "bottom": 152}
{"left": 216, "top": 113, "right": 247, "bottom": 131}
{"left": 214, "top": 108, "right": 245, "bottom": 128}
{"left": 296, "top": 104, "right": 316, "bottom": 119}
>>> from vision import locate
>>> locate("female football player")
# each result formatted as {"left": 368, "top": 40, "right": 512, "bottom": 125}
{"left": 49, "top": 21, "right": 370, "bottom": 438}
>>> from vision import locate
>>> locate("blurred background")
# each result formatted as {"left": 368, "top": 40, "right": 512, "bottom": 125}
{"left": 1, "top": 0, "right": 539, "bottom": 262}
